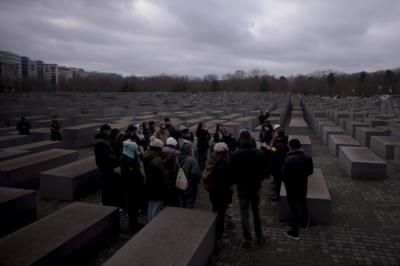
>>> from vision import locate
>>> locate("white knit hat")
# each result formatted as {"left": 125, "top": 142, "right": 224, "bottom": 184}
{"left": 150, "top": 138, "right": 164, "bottom": 149}
{"left": 273, "top": 124, "right": 281, "bottom": 130}
{"left": 213, "top": 142, "right": 228, "bottom": 153}
{"left": 166, "top": 137, "right": 177, "bottom": 147}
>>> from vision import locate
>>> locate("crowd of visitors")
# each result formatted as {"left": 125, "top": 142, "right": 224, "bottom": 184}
{"left": 93, "top": 115, "right": 314, "bottom": 248}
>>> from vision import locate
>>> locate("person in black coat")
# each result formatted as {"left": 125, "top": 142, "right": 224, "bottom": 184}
{"left": 94, "top": 124, "right": 120, "bottom": 206}
{"left": 203, "top": 142, "right": 233, "bottom": 248}
{"left": 282, "top": 138, "right": 314, "bottom": 240}
{"left": 143, "top": 137, "right": 167, "bottom": 221}
{"left": 50, "top": 115, "right": 62, "bottom": 141}
{"left": 120, "top": 139, "right": 145, "bottom": 232}
{"left": 196, "top": 121, "right": 211, "bottom": 170}
{"left": 16, "top": 117, "right": 31, "bottom": 135}
{"left": 229, "top": 130, "right": 269, "bottom": 247}
{"left": 269, "top": 126, "right": 289, "bottom": 201}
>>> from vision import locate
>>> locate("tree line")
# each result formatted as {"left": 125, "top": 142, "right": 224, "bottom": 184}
{"left": 17, "top": 68, "right": 400, "bottom": 96}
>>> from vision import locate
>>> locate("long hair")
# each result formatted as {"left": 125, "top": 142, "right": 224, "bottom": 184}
{"left": 196, "top": 121, "right": 204, "bottom": 134}
{"left": 202, "top": 149, "right": 229, "bottom": 190}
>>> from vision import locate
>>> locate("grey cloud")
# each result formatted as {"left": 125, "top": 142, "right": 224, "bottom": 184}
{"left": 0, "top": 0, "right": 399, "bottom": 77}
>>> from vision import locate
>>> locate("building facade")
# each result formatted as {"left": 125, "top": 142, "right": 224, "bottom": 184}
{"left": 0, "top": 51, "right": 21, "bottom": 91}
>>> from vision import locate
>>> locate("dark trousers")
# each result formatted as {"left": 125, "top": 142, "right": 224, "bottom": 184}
{"left": 165, "top": 188, "right": 179, "bottom": 207}
{"left": 212, "top": 202, "right": 228, "bottom": 240}
{"left": 238, "top": 190, "right": 262, "bottom": 240}
{"left": 284, "top": 180, "right": 309, "bottom": 235}
{"left": 271, "top": 174, "right": 282, "bottom": 198}
{"left": 179, "top": 184, "right": 198, "bottom": 209}
{"left": 101, "top": 171, "right": 121, "bottom": 207}
{"left": 197, "top": 148, "right": 208, "bottom": 170}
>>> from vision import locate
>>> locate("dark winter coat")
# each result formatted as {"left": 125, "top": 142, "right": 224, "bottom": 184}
{"left": 162, "top": 146, "right": 180, "bottom": 190}
{"left": 16, "top": 120, "right": 31, "bottom": 135}
{"left": 94, "top": 132, "right": 119, "bottom": 173}
{"left": 196, "top": 129, "right": 211, "bottom": 150}
{"left": 143, "top": 148, "right": 167, "bottom": 201}
{"left": 120, "top": 154, "right": 145, "bottom": 198}
{"left": 259, "top": 127, "right": 273, "bottom": 144}
{"left": 282, "top": 149, "right": 314, "bottom": 183}
{"left": 207, "top": 159, "right": 233, "bottom": 206}
{"left": 229, "top": 146, "right": 269, "bottom": 193}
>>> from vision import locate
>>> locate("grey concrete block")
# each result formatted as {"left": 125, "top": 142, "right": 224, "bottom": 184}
{"left": 63, "top": 123, "right": 101, "bottom": 148}
{"left": 370, "top": 136, "right": 400, "bottom": 160}
{"left": 0, "top": 135, "right": 32, "bottom": 149}
{"left": 316, "top": 120, "right": 336, "bottom": 137}
{"left": 321, "top": 126, "right": 345, "bottom": 145}
{"left": 0, "top": 202, "right": 119, "bottom": 266}
{"left": 0, "top": 150, "right": 29, "bottom": 162}
{"left": 104, "top": 207, "right": 216, "bottom": 266}
{"left": 279, "top": 169, "right": 331, "bottom": 224}
{"left": 328, "top": 135, "right": 360, "bottom": 157}
{"left": 40, "top": 156, "right": 100, "bottom": 201}
{"left": 289, "top": 135, "right": 312, "bottom": 155}
{"left": 339, "top": 146, "right": 386, "bottom": 179}
{"left": 345, "top": 121, "right": 369, "bottom": 138}
{"left": 0, "top": 149, "right": 79, "bottom": 188}
{"left": 288, "top": 118, "right": 311, "bottom": 135}
{"left": 355, "top": 127, "right": 390, "bottom": 148}
{"left": 4, "top": 140, "right": 62, "bottom": 154}
{"left": 395, "top": 144, "right": 400, "bottom": 166}
{"left": 0, "top": 187, "right": 36, "bottom": 237}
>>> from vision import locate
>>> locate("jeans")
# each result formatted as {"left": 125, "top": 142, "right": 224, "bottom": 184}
{"left": 147, "top": 200, "right": 162, "bottom": 222}
{"left": 284, "top": 180, "right": 309, "bottom": 235}
{"left": 238, "top": 190, "right": 262, "bottom": 240}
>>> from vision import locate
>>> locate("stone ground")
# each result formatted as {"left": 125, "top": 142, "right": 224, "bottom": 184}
{"left": 36, "top": 133, "right": 400, "bottom": 266}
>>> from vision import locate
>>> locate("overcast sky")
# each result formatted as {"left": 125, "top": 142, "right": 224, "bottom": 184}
{"left": 1, "top": 0, "right": 399, "bottom": 77}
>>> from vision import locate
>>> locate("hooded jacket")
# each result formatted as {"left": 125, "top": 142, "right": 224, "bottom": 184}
{"left": 282, "top": 149, "right": 313, "bottom": 182}
{"left": 177, "top": 142, "right": 202, "bottom": 195}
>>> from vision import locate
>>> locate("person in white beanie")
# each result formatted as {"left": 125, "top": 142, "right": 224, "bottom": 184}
{"left": 202, "top": 142, "right": 233, "bottom": 249}
{"left": 162, "top": 137, "right": 180, "bottom": 207}
{"left": 143, "top": 137, "right": 167, "bottom": 221}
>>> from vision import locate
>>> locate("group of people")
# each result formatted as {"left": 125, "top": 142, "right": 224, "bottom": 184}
{"left": 15, "top": 115, "right": 63, "bottom": 141}
{"left": 93, "top": 115, "right": 314, "bottom": 248}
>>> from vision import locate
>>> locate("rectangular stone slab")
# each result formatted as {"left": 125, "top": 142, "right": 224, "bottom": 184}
{"left": 0, "top": 135, "right": 32, "bottom": 149}
{"left": 279, "top": 168, "right": 331, "bottom": 224}
{"left": 31, "top": 128, "right": 51, "bottom": 141}
{"left": 104, "top": 207, "right": 216, "bottom": 266}
{"left": 370, "top": 136, "right": 400, "bottom": 160}
{"left": 345, "top": 121, "right": 369, "bottom": 138}
{"left": 0, "top": 202, "right": 119, "bottom": 266}
{"left": 339, "top": 146, "right": 386, "bottom": 179}
{"left": 288, "top": 118, "right": 311, "bottom": 135}
{"left": 40, "top": 156, "right": 100, "bottom": 201}
{"left": 316, "top": 120, "right": 336, "bottom": 137}
{"left": 63, "top": 123, "right": 101, "bottom": 148}
{"left": 355, "top": 127, "right": 390, "bottom": 148}
{"left": 0, "top": 150, "right": 29, "bottom": 162}
{"left": 328, "top": 135, "right": 360, "bottom": 157}
{"left": 395, "top": 144, "right": 400, "bottom": 166}
{"left": 0, "top": 149, "right": 79, "bottom": 188}
{"left": 321, "top": 126, "right": 345, "bottom": 145}
{"left": 0, "top": 187, "right": 36, "bottom": 237}
{"left": 289, "top": 135, "right": 312, "bottom": 155}
{"left": 4, "top": 140, "right": 62, "bottom": 154}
